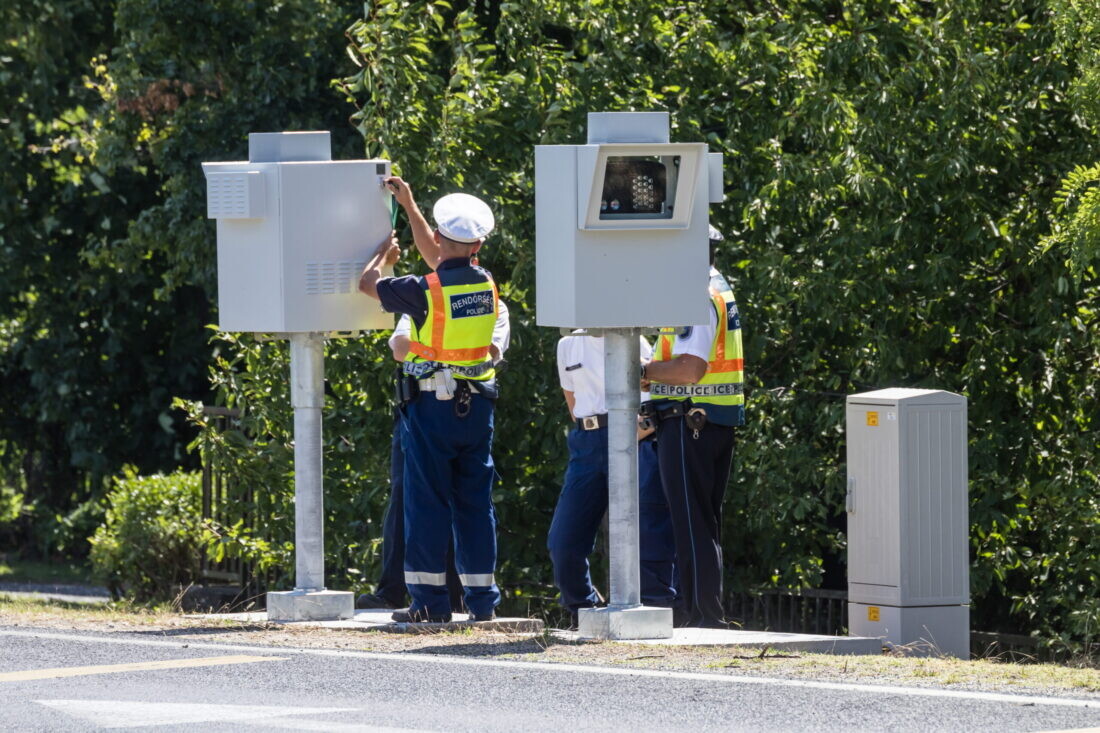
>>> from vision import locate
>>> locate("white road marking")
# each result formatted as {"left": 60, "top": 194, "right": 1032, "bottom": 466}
{"left": 255, "top": 717, "right": 433, "bottom": 732}
{"left": 35, "top": 700, "right": 357, "bottom": 729}
{"left": 5, "top": 629, "right": 1099, "bottom": 711}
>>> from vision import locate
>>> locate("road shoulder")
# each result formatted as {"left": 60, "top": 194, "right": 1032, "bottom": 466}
{"left": 2, "top": 594, "right": 1097, "bottom": 701}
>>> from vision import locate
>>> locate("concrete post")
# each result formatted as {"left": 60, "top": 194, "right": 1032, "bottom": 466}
{"left": 577, "top": 328, "right": 672, "bottom": 639}
{"left": 266, "top": 333, "right": 353, "bottom": 621}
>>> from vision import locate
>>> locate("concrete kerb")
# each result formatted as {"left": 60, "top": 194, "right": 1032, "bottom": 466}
{"left": 555, "top": 628, "right": 884, "bottom": 654}
{"left": 187, "top": 608, "right": 882, "bottom": 653}
{"left": 189, "top": 609, "right": 545, "bottom": 635}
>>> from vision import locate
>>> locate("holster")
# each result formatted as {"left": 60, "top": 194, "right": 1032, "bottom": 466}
{"left": 652, "top": 400, "right": 709, "bottom": 431}
{"left": 638, "top": 401, "right": 657, "bottom": 432}
{"left": 394, "top": 370, "right": 420, "bottom": 406}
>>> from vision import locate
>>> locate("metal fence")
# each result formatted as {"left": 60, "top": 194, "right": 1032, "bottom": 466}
{"left": 199, "top": 406, "right": 249, "bottom": 587}
{"left": 727, "top": 588, "right": 849, "bottom": 637}
{"left": 726, "top": 587, "right": 1056, "bottom": 661}
{"left": 194, "top": 419, "right": 1058, "bottom": 651}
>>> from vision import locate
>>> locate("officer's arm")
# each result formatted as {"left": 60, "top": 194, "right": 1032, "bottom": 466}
{"left": 358, "top": 233, "right": 401, "bottom": 299}
{"left": 644, "top": 354, "right": 708, "bottom": 385}
{"left": 563, "top": 390, "right": 577, "bottom": 421}
{"left": 490, "top": 300, "right": 511, "bottom": 362}
{"left": 385, "top": 176, "right": 442, "bottom": 270}
{"left": 390, "top": 334, "right": 411, "bottom": 361}
{"left": 389, "top": 314, "right": 412, "bottom": 361}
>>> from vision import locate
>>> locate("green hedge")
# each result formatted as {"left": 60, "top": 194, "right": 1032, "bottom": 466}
{"left": 89, "top": 468, "right": 204, "bottom": 602}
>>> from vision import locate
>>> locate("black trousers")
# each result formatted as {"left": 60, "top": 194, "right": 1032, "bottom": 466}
{"left": 655, "top": 415, "right": 736, "bottom": 627}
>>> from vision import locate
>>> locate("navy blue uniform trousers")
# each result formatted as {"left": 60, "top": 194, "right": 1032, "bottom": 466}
{"left": 656, "top": 416, "right": 735, "bottom": 627}
{"left": 547, "top": 427, "right": 677, "bottom": 611}
{"left": 373, "top": 411, "right": 463, "bottom": 610}
{"left": 401, "top": 391, "right": 500, "bottom": 618}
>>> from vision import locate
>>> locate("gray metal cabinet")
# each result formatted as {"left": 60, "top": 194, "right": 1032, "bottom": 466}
{"left": 202, "top": 132, "right": 394, "bottom": 334}
{"left": 846, "top": 388, "right": 970, "bottom": 657}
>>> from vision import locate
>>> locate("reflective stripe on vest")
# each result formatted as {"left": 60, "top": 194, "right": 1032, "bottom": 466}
{"left": 407, "top": 269, "right": 497, "bottom": 381}
{"left": 651, "top": 286, "right": 744, "bottom": 408}
{"left": 649, "top": 383, "right": 744, "bottom": 398}
{"left": 401, "top": 360, "right": 494, "bottom": 379}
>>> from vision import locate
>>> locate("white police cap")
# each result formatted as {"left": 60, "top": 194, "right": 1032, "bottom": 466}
{"left": 708, "top": 224, "right": 725, "bottom": 242}
{"left": 433, "top": 193, "right": 495, "bottom": 243}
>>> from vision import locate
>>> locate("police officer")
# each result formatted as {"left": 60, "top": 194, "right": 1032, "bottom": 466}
{"left": 641, "top": 225, "right": 744, "bottom": 628}
{"left": 359, "top": 177, "right": 500, "bottom": 623}
{"left": 548, "top": 331, "right": 677, "bottom": 628}
{"left": 357, "top": 301, "right": 511, "bottom": 612}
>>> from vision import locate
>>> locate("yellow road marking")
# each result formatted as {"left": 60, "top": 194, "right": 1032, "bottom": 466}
{"left": 0, "top": 655, "right": 286, "bottom": 682}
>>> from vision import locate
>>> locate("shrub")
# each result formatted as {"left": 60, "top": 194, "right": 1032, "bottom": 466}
{"left": 0, "top": 486, "right": 30, "bottom": 550}
{"left": 89, "top": 467, "right": 205, "bottom": 602}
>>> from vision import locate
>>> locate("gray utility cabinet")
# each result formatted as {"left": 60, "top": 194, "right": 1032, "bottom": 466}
{"left": 202, "top": 131, "right": 394, "bottom": 334}
{"left": 846, "top": 388, "right": 970, "bottom": 658}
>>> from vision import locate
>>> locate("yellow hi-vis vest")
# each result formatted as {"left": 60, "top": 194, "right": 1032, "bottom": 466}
{"left": 650, "top": 272, "right": 745, "bottom": 424}
{"left": 406, "top": 267, "right": 498, "bottom": 381}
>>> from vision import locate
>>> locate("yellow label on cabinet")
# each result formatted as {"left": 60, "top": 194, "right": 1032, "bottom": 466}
{"left": 866, "top": 411, "right": 879, "bottom": 426}
{"left": 868, "top": 606, "right": 880, "bottom": 622}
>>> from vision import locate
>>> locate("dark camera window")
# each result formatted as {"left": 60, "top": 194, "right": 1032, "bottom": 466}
{"left": 599, "top": 156, "right": 677, "bottom": 219}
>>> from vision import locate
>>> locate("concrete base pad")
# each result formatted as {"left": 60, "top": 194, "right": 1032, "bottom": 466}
{"left": 849, "top": 602, "right": 969, "bottom": 658}
{"left": 559, "top": 627, "right": 883, "bottom": 654}
{"left": 196, "top": 608, "right": 543, "bottom": 634}
{"left": 578, "top": 605, "right": 673, "bottom": 640}
{"left": 266, "top": 590, "right": 353, "bottom": 622}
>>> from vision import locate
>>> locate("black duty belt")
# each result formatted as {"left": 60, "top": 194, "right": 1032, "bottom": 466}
{"left": 651, "top": 401, "right": 709, "bottom": 435}
{"left": 575, "top": 414, "right": 608, "bottom": 431}
{"left": 401, "top": 360, "right": 493, "bottom": 379}
{"left": 652, "top": 402, "right": 690, "bottom": 420}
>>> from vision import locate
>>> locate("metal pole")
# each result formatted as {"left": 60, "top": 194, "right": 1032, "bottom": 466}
{"left": 604, "top": 328, "right": 640, "bottom": 608}
{"left": 289, "top": 332, "right": 325, "bottom": 592}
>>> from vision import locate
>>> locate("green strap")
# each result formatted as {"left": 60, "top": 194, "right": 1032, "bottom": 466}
{"left": 389, "top": 195, "right": 399, "bottom": 229}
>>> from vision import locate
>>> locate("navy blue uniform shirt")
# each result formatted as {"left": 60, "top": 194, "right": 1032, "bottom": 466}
{"left": 376, "top": 257, "right": 493, "bottom": 331}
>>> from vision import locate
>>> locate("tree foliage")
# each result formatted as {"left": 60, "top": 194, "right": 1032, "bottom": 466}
{"left": 1042, "top": 0, "right": 1100, "bottom": 276}
{"left": 345, "top": 0, "right": 1097, "bottom": 641}
{"left": 4, "top": 0, "right": 1098, "bottom": 645}
{"left": 0, "top": 0, "right": 359, "bottom": 553}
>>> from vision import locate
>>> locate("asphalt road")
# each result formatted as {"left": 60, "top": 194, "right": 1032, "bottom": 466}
{"left": 1, "top": 627, "right": 1099, "bottom": 732}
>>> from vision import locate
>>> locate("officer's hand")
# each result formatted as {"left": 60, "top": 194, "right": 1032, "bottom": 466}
{"left": 637, "top": 415, "right": 655, "bottom": 441}
{"left": 383, "top": 231, "right": 401, "bottom": 267}
{"left": 374, "top": 232, "right": 400, "bottom": 264}
{"left": 384, "top": 176, "right": 415, "bottom": 208}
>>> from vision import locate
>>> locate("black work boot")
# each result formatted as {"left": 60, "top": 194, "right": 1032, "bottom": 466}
{"left": 391, "top": 607, "right": 452, "bottom": 623}
{"left": 356, "top": 592, "right": 401, "bottom": 610}
{"left": 468, "top": 610, "right": 496, "bottom": 622}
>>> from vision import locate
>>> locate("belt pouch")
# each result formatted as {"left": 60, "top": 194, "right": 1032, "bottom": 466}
{"left": 685, "top": 406, "right": 708, "bottom": 431}
{"left": 469, "top": 378, "right": 499, "bottom": 401}
{"left": 434, "top": 370, "right": 456, "bottom": 401}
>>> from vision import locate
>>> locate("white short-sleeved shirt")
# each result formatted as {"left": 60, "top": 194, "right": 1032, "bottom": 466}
{"left": 557, "top": 332, "right": 653, "bottom": 419}
{"left": 389, "top": 299, "right": 511, "bottom": 361}
{"left": 669, "top": 302, "right": 717, "bottom": 362}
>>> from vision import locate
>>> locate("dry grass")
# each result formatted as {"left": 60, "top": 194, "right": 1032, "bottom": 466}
{"left": 2, "top": 593, "right": 1098, "bottom": 698}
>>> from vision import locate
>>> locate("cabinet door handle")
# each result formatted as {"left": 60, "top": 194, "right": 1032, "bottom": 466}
{"left": 846, "top": 476, "right": 856, "bottom": 513}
